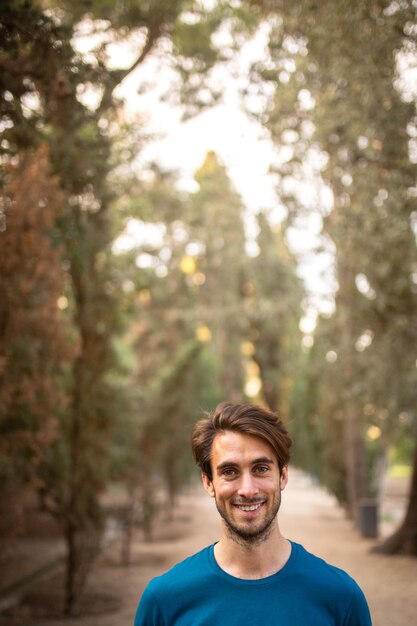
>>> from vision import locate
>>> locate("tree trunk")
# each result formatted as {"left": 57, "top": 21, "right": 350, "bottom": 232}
{"left": 63, "top": 260, "right": 107, "bottom": 615}
{"left": 344, "top": 399, "right": 369, "bottom": 521}
{"left": 65, "top": 521, "right": 78, "bottom": 616}
{"left": 121, "top": 501, "right": 135, "bottom": 566}
{"left": 373, "top": 441, "right": 417, "bottom": 556}
{"left": 64, "top": 510, "right": 101, "bottom": 616}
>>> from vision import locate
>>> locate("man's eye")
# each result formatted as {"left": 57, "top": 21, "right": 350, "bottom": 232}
{"left": 255, "top": 465, "right": 270, "bottom": 473}
{"left": 222, "top": 468, "right": 237, "bottom": 477}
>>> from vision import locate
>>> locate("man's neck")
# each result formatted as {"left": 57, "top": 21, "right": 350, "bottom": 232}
{"left": 213, "top": 524, "right": 291, "bottom": 580}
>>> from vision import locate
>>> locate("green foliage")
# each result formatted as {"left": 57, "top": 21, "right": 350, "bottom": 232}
{"left": 173, "top": 15, "right": 219, "bottom": 66}
{"left": 245, "top": 214, "right": 304, "bottom": 414}
{"left": 191, "top": 152, "right": 248, "bottom": 402}
{"left": 247, "top": 0, "right": 417, "bottom": 521}
{"left": 0, "top": 0, "right": 234, "bottom": 612}
{"left": 44, "top": 0, "right": 184, "bottom": 29}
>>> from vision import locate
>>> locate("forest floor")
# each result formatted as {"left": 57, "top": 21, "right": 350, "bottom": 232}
{"left": 1, "top": 469, "right": 416, "bottom": 626}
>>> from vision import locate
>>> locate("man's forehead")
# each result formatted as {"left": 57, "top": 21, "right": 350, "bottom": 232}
{"left": 211, "top": 430, "right": 277, "bottom": 462}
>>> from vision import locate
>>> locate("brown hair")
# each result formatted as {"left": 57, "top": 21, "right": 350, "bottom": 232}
{"left": 191, "top": 402, "right": 292, "bottom": 480}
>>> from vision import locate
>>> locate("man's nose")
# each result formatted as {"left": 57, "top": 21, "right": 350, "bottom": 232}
{"left": 237, "top": 472, "right": 259, "bottom": 498}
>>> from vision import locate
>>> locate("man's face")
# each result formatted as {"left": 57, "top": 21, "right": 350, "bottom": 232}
{"left": 202, "top": 431, "right": 288, "bottom": 545}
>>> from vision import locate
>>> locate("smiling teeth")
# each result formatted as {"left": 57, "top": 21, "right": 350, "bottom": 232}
{"left": 237, "top": 503, "right": 262, "bottom": 511}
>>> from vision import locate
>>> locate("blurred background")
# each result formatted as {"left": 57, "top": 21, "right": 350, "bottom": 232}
{"left": 1, "top": 0, "right": 416, "bottom": 622}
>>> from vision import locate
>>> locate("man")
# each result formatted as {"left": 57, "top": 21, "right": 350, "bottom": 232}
{"left": 134, "top": 402, "right": 372, "bottom": 625}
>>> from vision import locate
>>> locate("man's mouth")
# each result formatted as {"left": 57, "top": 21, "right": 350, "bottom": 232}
{"left": 234, "top": 502, "right": 264, "bottom": 512}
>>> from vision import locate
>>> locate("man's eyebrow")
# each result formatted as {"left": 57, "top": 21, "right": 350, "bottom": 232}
{"left": 216, "top": 456, "right": 275, "bottom": 471}
{"left": 251, "top": 456, "right": 275, "bottom": 465}
{"left": 216, "top": 461, "right": 239, "bottom": 471}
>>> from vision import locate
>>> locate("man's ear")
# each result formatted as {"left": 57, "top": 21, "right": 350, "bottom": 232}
{"left": 202, "top": 472, "right": 215, "bottom": 497}
{"left": 280, "top": 465, "right": 289, "bottom": 491}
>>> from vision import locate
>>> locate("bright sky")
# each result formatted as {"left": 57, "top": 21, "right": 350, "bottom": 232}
{"left": 111, "top": 40, "right": 336, "bottom": 324}
{"left": 67, "top": 16, "right": 338, "bottom": 331}
{"left": 75, "top": 14, "right": 416, "bottom": 328}
{"left": 113, "top": 24, "right": 280, "bottom": 214}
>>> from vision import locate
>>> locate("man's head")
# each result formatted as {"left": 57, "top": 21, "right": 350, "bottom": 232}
{"left": 191, "top": 402, "right": 292, "bottom": 481}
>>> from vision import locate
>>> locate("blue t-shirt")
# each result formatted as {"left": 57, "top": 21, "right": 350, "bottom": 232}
{"left": 134, "top": 541, "right": 372, "bottom": 625}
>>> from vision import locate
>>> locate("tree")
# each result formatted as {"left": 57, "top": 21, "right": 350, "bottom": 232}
{"left": 0, "top": 0, "right": 233, "bottom": 612}
{"left": 244, "top": 213, "right": 304, "bottom": 414}
{"left": 244, "top": 0, "right": 417, "bottom": 529}
{"left": 0, "top": 144, "right": 73, "bottom": 548}
{"left": 375, "top": 442, "right": 417, "bottom": 556}
{"left": 190, "top": 151, "right": 247, "bottom": 402}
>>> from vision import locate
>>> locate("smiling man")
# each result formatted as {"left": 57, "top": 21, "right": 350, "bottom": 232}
{"left": 134, "top": 402, "right": 372, "bottom": 626}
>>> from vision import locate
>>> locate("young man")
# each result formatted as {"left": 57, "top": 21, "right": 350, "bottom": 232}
{"left": 134, "top": 402, "right": 372, "bottom": 625}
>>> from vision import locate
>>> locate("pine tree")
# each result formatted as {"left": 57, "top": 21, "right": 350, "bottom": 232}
{"left": 245, "top": 213, "right": 303, "bottom": 414}
{"left": 191, "top": 151, "right": 247, "bottom": 402}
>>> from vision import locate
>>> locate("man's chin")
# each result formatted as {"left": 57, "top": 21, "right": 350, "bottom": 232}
{"left": 224, "top": 519, "right": 274, "bottom": 546}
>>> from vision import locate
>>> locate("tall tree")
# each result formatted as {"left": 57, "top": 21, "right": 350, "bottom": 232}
{"left": 0, "top": 0, "right": 231, "bottom": 611}
{"left": 0, "top": 144, "right": 73, "bottom": 548}
{"left": 190, "top": 151, "right": 247, "bottom": 402}
{"left": 108, "top": 163, "right": 222, "bottom": 552}
{"left": 244, "top": 0, "right": 417, "bottom": 530}
{"left": 244, "top": 213, "right": 304, "bottom": 414}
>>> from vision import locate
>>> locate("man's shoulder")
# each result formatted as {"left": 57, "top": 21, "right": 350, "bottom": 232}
{"left": 293, "top": 542, "right": 362, "bottom": 592}
{"left": 147, "top": 544, "right": 213, "bottom": 594}
{"left": 291, "top": 543, "right": 371, "bottom": 624}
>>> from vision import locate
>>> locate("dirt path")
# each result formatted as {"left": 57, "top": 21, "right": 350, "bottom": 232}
{"left": 6, "top": 470, "right": 417, "bottom": 626}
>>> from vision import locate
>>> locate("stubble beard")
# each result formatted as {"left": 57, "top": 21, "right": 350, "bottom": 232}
{"left": 214, "top": 491, "right": 282, "bottom": 547}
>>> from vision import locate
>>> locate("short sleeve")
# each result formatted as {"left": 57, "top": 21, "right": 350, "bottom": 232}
{"left": 134, "top": 584, "right": 165, "bottom": 626}
{"left": 343, "top": 583, "right": 372, "bottom": 626}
